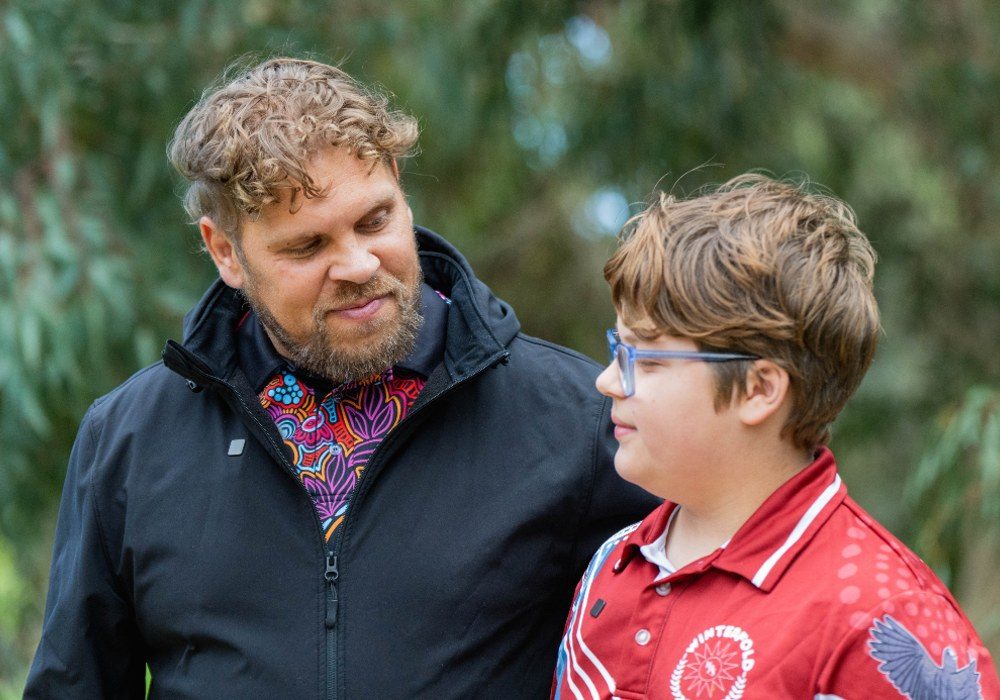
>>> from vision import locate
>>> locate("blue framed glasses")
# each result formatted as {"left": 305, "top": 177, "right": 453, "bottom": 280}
{"left": 607, "top": 329, "right": 759, "bottom": 397}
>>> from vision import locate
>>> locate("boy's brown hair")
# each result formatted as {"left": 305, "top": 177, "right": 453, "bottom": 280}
{"left": 168, "top": 56, "right": 419, "bottom": 240}
{"left": 605, "top": 174, "right": 880, "bottom": 450}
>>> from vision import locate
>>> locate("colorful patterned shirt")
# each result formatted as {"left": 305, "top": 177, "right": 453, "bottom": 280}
{"left": 237, "top": 284, "right": 449, "bottom": 542}
{"left": 259, "top": 369, "right": 425, "bottom": 541}
{"left": 553, "top": 448, "right": 1000, "bottom": 699}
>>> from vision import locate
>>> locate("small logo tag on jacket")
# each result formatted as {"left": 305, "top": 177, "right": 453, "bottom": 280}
{"left": 228, "top": 439, "right": 246, "bottom": 456}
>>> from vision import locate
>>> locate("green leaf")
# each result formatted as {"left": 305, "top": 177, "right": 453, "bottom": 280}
{"left": 979, "top": 411, "right": 1000, "bottom": 518}
{"left": 3, "top": 9, "right": 35, "bottom": 53}
{"left": 18, "top": 311, "right": 42, "bottom": 372}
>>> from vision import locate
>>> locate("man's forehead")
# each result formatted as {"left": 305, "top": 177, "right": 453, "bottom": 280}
{"left": 306, "top": 146, "right": 396, "bottom": 180}
{"left": 253, "top": 154, "right": 399, "bottom": 223}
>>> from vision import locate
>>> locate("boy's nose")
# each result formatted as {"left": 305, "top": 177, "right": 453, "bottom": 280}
{"left": 596, "top": 362, "right": 624, "bottom": 398}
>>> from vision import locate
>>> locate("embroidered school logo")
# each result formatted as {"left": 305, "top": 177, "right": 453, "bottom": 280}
{"left": 670, "top": 625, "right": 755, "bottom": 699}
{"left": 868, "top": 615, "right": 982, "bottom": 699}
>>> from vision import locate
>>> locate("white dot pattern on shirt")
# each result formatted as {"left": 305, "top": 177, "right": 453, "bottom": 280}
{"left": 836, "top": 516, "right": 966, "bottom": 658}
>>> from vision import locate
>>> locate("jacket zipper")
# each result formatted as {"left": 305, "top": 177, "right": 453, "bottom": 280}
{"left": 325, "top": 350, "right": 509, "bottom": 581}
{"left": 163, "top": 342, "right": 339, "bottom": 698}
{"left": 163, "top": 340, "right": 509, "bottom": 700}
{"left": 324, "top": 551, "right": 339, "bottom": 700}
{"left": 313, "top": 355, "right": 506, "bottom": 700}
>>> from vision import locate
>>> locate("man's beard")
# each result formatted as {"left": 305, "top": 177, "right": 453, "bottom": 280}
{"left": 242, "top": 267, "right": 424, "bottom": 385}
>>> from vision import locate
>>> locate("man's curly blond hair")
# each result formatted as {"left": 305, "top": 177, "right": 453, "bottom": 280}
{"left": 605, "top": 174, "right": 880, "bottom": 450}
{"left": 168, "top": 57, "right": 419, "bottom": 239}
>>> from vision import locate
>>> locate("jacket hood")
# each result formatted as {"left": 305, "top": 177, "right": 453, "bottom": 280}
{"left": 412, "top": 226, "right": 519, "bottom": 377}
{"left": 168, "top": 225, "right": 520, "bottom": 383}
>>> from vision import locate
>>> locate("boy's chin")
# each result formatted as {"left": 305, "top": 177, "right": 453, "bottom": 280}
{"left": 613, "top": 454, "right": 666, "bottom": 499}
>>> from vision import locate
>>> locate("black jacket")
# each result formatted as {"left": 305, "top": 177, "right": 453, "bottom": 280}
{"left": 26, "top": 227, "right": 657, "bottom": 699}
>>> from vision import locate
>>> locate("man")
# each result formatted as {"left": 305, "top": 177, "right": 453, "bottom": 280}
{"left": 25, "top": 57, "right": 655, "bottom": 698}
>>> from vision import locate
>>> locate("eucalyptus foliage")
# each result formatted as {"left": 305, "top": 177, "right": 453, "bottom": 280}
{"left": 909, "top": 387, "right": 1000, "bottom": 583}
{"left": 907, "top": 387, "right": 1000, "bottom": 646}
{"left": 2, "top": 0, "right": 998, "bottom": 690}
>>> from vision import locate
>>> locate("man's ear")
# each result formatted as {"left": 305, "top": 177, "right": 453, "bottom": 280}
{"left": 737, "top": 360, "right": 791, "bottom": 428}
{"left": 200, "top": 216, "right": 246, "bottom": 289}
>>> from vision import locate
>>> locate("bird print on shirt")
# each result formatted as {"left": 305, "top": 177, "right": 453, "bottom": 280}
{"left": 868, "top": 615, "right": 982, "bottom": 699}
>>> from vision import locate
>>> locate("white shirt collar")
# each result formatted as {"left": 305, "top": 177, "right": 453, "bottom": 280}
{"left": 638, "top": 506, "right": 680, "bottom": 581}
{"left": 638, "top": 506, "right": 733, "bottom": 581}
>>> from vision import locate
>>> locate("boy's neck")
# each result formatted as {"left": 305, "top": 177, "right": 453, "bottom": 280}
{"left": 665, "top": 443, "right": 813, "bottom": 570}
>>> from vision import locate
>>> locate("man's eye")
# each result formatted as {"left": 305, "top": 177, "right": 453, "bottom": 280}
{"left": 289, "top": 240, "right": 321, "bottom": 256}
{"left": 359, "top": 211, "right": 390, "bottom": 232}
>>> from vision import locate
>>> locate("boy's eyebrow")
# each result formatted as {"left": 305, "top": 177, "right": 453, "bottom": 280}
{"left": 617, "top": 327, "right": 638, "bottom": 343}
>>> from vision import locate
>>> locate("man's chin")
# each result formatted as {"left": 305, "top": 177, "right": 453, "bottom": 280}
{"left": 323, "top": 305, "right": 399, "bottom": 342}
{"left": 260, "top": 279, "right": 422, "bottom": 383}
{"left": 316, "top": 339, "right": 416, "bottom": 384}
{"left": 306, "top": 316, "right": 417, "bottom": 382}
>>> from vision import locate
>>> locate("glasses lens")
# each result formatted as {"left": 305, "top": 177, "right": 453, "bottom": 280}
{"left": 615, "top": 343, "right": 633, "bottom": 396}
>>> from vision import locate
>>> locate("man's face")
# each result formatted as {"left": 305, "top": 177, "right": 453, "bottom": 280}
{"left": 223, "top": 147, "right": 423, "bottom": 383}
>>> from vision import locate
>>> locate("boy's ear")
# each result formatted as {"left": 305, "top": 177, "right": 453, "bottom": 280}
{"left": 737, "top": 360, "right": 792, "bottom": 428}
{"left": 200, "top": 216, "right": 246, "bottom": 290}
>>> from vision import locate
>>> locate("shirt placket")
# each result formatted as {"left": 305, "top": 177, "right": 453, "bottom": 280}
{"left": 611, "top": 569, "right": 684, "bottom": 699}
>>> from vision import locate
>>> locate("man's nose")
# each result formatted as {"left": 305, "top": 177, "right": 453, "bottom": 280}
{"left": 328, "top": 238, "right": 380, "bottom": 285}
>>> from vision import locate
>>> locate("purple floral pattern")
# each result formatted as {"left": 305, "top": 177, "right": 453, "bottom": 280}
{"left": 260, "top": 369, "right": 425, "bottom": 540}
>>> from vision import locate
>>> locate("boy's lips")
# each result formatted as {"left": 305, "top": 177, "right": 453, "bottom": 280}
{"left": 611, "top": 414, "right": 636, "bottom": 440}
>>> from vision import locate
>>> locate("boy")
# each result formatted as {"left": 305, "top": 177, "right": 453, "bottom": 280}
{"left": 553, "top": 174, "right": 999, "bottom": 699}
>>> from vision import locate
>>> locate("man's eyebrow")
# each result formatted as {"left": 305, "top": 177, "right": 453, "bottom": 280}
{"left": 267, "top": 231, "right": 325, "bottom": 249}
{"left": 358, "top": 194, "right": 397, "bottom": 217}
{"left": 268, "top": 194, "right": 399, "bottom": 246}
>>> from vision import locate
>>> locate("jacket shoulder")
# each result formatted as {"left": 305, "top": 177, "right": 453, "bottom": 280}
{"left": 499, "top": 334, "right": 607, "bottom": 412}
{"left": 510, "top": 333, "right": 602, "bottom": 373}
{"left": 87, "top": 361, "right": 189, "bottom": 426}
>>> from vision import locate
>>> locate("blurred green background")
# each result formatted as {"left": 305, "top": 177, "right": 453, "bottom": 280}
{"left": 1, "top": 0, "right": 998, "bottom": 694}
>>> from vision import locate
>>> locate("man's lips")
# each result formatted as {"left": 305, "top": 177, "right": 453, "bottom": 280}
{"left": 328, "top": 295, "right": 389, "bottom": 320}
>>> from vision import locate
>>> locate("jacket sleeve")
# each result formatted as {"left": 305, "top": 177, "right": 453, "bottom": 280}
{"left": 569, "top": 395, "right": 660, "bottom": 575}
{"left": 24, "top": 405, "right": 146, "bottom": 699}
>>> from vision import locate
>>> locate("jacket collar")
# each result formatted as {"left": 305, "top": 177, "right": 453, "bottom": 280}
{"left": 412, "top": 226, "right": 518, "bottom": 380}
{"left": 615, "top": 448, "right": 845, "bottom": 592}
{"left": 167, "top": 226, "right": 519, "bottom": 388}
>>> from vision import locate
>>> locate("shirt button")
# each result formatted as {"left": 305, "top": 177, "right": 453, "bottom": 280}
{"left": 634, "top": 628, "right": 651, "bottom": 646}
{"left": 655, "top": 582, "right": 672, "bottom": 596}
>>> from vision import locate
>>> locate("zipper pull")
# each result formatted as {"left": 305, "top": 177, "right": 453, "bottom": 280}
{"left": 325, "top": 551, "right": 339, "bottom": 582}
{"left": 325, "top": 552, "right": 339, "bottom": 628}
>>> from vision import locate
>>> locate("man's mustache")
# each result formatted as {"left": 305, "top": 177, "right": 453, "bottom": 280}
{"left": 318, "top": 273, "right": 407, "bottom": 313}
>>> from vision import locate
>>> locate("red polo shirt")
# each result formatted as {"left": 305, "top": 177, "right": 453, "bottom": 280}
{"left": 553, "top": 448, "right": 999, "bottom": 699}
